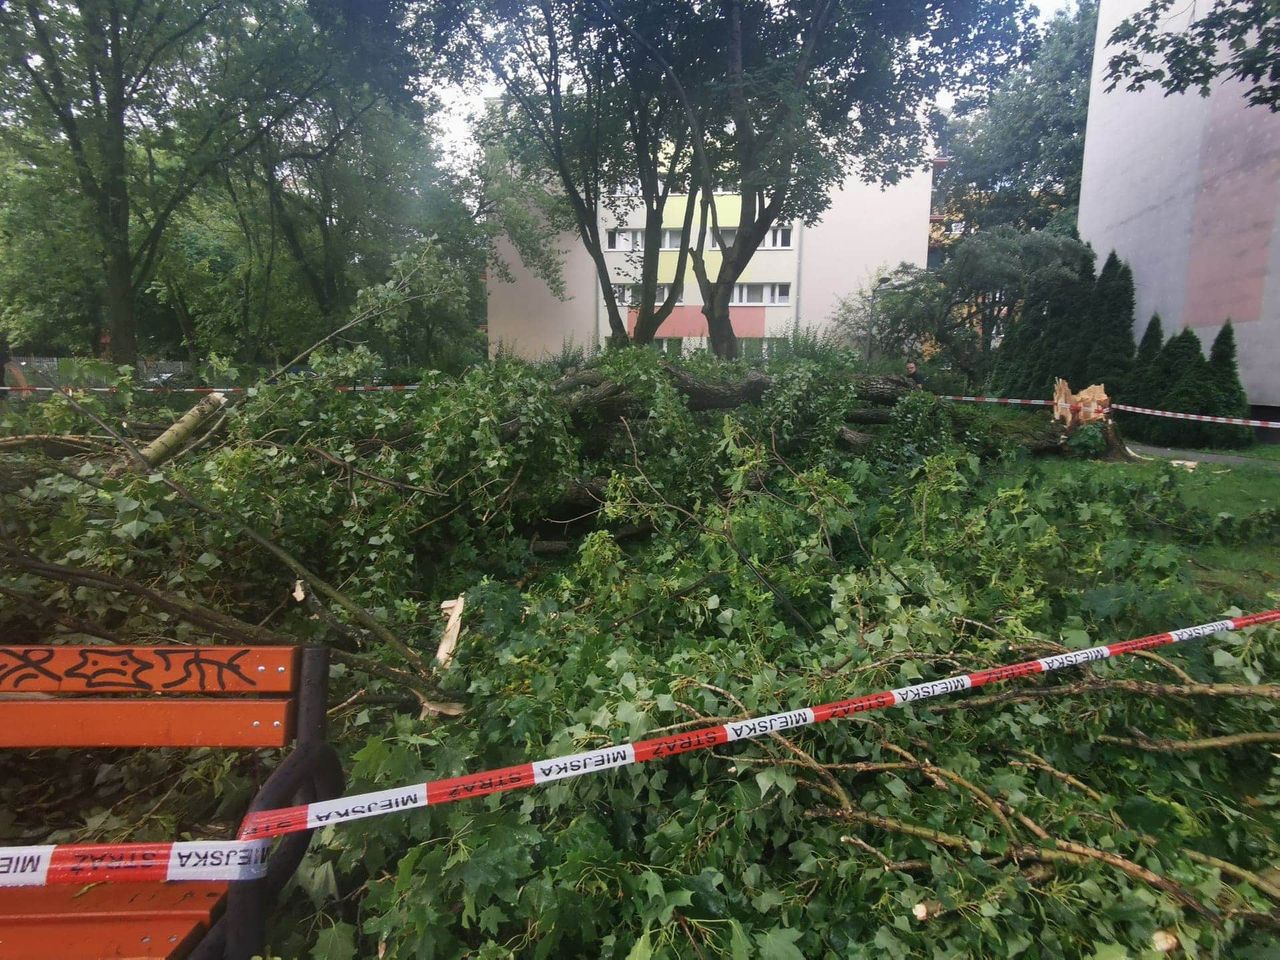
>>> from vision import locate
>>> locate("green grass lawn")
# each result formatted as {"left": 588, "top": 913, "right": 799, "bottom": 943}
{"left": 1226, "top": 442, "right": 1280, "bottom": 463}
{"left": 1026, "top": 455, "right": 1280, "bottom": 614}
{"left": 1175, "top": 461, "right": 1280, "bottom": 610}
{"left": 1142, "top": 440, "right": 1280, "bottom": 463}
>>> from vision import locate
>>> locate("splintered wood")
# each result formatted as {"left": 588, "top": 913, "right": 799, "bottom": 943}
{"left": 1052, "top": 379, "right": 1109, "bottom": 428}
{"left": 436, "top": 596, "right": 466, "bottom": 668}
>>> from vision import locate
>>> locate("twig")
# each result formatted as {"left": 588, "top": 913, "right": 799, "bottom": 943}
{"left": 1099, "top": 731, "right": 1280, "bottom": 752}
{"left": 0, "top": 583, "right": 123, "bottom": 643}
{"left": 46, "top": 384, "right": 432, "bottom": 675}
{"left": 816, "top": 807, "right": 1220, "bottom": 925}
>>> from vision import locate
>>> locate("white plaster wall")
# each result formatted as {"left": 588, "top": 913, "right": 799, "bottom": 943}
{"left": 486, "top": 234, "right": 599, "bottom": 359}
{"left": 1078, "top": 0, "right": 1280, "bottom": 406}
{"left": 796, "top": 169, "right": 933, "bottom": 329}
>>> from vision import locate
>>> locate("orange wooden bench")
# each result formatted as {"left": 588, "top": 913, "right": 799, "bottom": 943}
{"left": 0, "top": 644, "right": 342, "bottom": 960}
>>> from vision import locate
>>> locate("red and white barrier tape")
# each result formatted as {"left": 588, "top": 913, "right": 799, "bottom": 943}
{"left": 234, "top": 610, "right": 1280, "bottom": 841}
{"left": 0, "top": 840, "right": 270, "bottom": 889}
{"left": 1, "top": 609, "right": 1275, "bottom": 887}
{"left": 937, "top": 395, "right": 1057, "bottom": 409}
{"left": 938, "top": 394, "right": 1280, "bottom": 430}
{"left": 1110, "top": 403, "right": 1280, "bottom": 430}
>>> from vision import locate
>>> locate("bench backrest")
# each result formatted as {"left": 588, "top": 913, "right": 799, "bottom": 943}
{"left": 0, "top": 645, "right": 312, "bottom": 749}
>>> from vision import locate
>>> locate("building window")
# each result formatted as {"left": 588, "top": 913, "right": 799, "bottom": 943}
{"left": 729, "top": 282, "right": 789, "bottom": 305}
{"left": 617, "top": 283, "right": 684, "bottom": 307}
{"left": 659, "top": 229, "right": 683, "bottom": 250}
{"left": 606, "top": 229, "right": 645, "bottom": 251}
{"left": 765, "top": 225, "right": 793, "bottom": 249}
{"left": 711, "top": 227, "right": 738, "bottom": 250}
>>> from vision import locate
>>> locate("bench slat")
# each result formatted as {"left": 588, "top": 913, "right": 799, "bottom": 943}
{"left": 0, "top": 882, "right": 227, "bottom": 922}
{"left": 0, "top": 646, "right": 297, "bottom": 694}
{"left": 0, "top": 915, "right": 208, "bottom": 959}
{"left": 0, "top": 700, "right": 293, "bottom": 748}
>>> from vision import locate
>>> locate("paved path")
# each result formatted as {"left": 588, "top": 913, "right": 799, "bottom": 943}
{"left": 1128, "top": 443, "right": 1280, "bottom": 471}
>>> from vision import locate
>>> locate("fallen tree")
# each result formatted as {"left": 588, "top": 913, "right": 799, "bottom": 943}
{"left": 5, "top": 348, "right": 1271, "bottom": 958}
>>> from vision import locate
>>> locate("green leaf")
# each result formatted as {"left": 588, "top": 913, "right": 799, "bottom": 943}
{"left": 310, "top": 922, "right": 356, "bottom": 960}
{"left": 755, "top": 926, "right": 805, "bottom": 960}
{"left": 624, "top": 930, "right": 653, "bottom": 960}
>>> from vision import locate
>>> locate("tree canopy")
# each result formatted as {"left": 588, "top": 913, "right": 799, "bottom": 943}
{"left": 936, "top": 0, "right": 1098, "bottom": 239}
{"left": 1106, "top": 0, "right": 1280, "bottom": 111}
{"left": 458, "top": 0, "right": 1034, "bottom": 357}
{"left": 0, "top": 0, "right": 561, "bottom": 369}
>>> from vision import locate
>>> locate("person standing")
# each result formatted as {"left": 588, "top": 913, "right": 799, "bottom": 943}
{"left": 905, "top": 360, "right": 924, "bottom": 389}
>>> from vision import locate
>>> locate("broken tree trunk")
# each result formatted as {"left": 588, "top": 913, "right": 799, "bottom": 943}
{"left": 837, "top": 427, "right": 874, "bottom": 452}
{"left": 134, "top": 393, "right": 227, "bottom": 470}
{"left": 500, "top": 369, "right": 913, "bottom": 442}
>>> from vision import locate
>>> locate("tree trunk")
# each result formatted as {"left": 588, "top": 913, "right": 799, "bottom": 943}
{"left": 134, "top": 393, "right": 228, "bottom": 470}
{"left": 499, "top": 368, "right": 911, "bottom": 441}
{"left": 101, "top": 9, "right": 136, "bottom": 366}
{"left": 704, "top": 286, "right": 738, "bottom": 359}
{"left": 103, "top": 237, "right": 137, "bottom": 364}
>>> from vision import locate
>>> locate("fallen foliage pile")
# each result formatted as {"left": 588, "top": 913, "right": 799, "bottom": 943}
{"left": 2, "top": 348, "right": 1278, "bottom": 959}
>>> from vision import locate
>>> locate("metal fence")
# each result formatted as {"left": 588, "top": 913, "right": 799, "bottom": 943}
{"left": 4, "top": 356, "right": 192, "bottom": 387}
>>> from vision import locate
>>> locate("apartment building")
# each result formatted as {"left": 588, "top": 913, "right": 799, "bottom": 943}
{"left": 487, "top": 169, "right": 932, "bottom": 358}
{"left": 1077, "top": 0, "right": 1280, "bottom": 409}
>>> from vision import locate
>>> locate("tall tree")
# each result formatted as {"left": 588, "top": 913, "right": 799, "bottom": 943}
{"left": 613, "top": 0, "right": 1031, "bottom": 357}
{"left": 1130, "top": 313, "right": 1164, "bottom": 404}
{"left": 1206, "top": 321, "right": 1253, "bottom": 446}
{"left": 938, "top": 1, "right": 1098, "bottom": 237}
{"left": 1084, "top": 251, "right": 1136, "bottom": 391}
{"left": 0, "top": 0, "right": 339, "bottom": 363}
{"left": 454, "top": 0, "right": 703, "bottom": 347}
{"left": 845, "top": 226, "right": 1093, "bottom": 386}
{"left": 1148, "top": 328, "right": 1217, "bottom": 446}
{"left": 1106, "top": 0, "right": 1280, "bottom": 111}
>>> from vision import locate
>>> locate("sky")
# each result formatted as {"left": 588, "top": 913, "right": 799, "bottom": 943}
{"left": 434, "top": 0, "right": 1080, "bottom": 161}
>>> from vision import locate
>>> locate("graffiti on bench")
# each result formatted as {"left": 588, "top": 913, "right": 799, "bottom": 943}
{"left": 0, "top": 647, "right": 257, "bottom": 692}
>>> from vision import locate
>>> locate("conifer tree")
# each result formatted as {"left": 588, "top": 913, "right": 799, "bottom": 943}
{"left": 1150, "top": 328, "right": 1215, "bottom": 446}
{"left": 1122, "top": 313, "right": 1165, "bottom": 441}
{"left": 1028, "top": 263, "right": 1093, "bottom": 396}
{"left": 991, "top": 312, "right": 1039, "bottom": 396}
{"left": 1063, "top": 255, "right": 1102, "bottom": 386}
{"left": 1131, "top": 313, "right": 1165, "bottom": 404}
{"left": 988, "top": 305, "right": 1049, "bottom": 399}
{"left": 1085, "top": 254, "right": 1136, "bottom": 391}
{"left": 1206, "top": 321, "right": 1253, "bottom": 447}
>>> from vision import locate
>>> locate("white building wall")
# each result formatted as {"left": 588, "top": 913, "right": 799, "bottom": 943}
{"left": 486, "top": 235, "right": 599, "bottom": 359}
{"left": 797, "top": 169, "right": 933, "bottom": 327}
{"left": 1077, "top": 0, "right": 1280, "bottom": 407}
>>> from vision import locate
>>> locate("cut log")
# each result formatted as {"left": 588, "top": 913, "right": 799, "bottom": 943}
{"left": 135, "top": 393, "right": 227, "bottom": 470}
{"left": 664, "top": 367, "right": 772, "bottom": 410}
{"left": 837, "top": 426, "right": 874, "bottom": 452}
